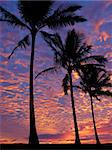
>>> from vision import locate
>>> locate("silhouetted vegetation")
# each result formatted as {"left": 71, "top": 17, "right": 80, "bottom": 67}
{"left": 39, "top": 29, "right": 108, "bottom": 144}
{"left": 1, "top": 0, "right": 111, "bottom": 145}
{"left": 75, "top": 65, "right": 112, "bottom": 144}
{"left": 0, "top": 0, "right": 87, "bottom": 144}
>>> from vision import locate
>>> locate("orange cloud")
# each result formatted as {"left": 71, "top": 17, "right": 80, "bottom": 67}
{"left": 15, "top": 59, "right": 28, "bottom": 68}
{"left": 94, "top": 19, "right": 105, "bottom": 32}
{"left": 99, "top": 31, "right": 111, "bottom": 42}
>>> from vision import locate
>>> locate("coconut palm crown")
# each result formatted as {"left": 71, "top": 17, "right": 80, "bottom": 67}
{"left": 79, "top": 64, "right": 112, "bottom": 100}
{"left": 75, "top": 65, "right": 112, "bottom": 144}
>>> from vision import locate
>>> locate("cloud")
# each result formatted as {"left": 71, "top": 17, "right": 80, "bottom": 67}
{"left": 0, "top": 0, "right": 112, "bottom": 144}
{"left": 0, "top": 114, "right": 28, "bottom": 143}
{"left": 94, "top": 19, "right": 106, "bottom": 33}
{"left": 99, "top": 31, "right": 111, "bottom": 42}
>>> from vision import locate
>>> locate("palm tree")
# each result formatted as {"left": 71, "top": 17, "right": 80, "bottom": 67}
{"left": 75, "top": 65, "right": 112, "bottom": 144}
{"left": 37, "top": 29, "right": 107, "bottom": 144}
{"left": 0, "top": 1, "right": 87, "bottom": 144}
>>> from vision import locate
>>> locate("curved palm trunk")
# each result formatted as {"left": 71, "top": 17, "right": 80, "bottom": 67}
{"left": 29, "top": 31, "right": 39, "bottom": 144}
{"left": 68, "top": 70, "right": 81, "bottom": 144}
{"left": 90, "top": 95, "right": 100, "bottom": 144}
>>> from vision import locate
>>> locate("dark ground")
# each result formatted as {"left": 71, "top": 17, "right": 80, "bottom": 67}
{"left": 1, "top": 144, "right": 112, "bottom": 150}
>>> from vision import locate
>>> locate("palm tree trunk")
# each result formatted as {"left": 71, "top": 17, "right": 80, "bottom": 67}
{"left": 29, "top": 31, "right": 39, "bottom": 144}
{"left": 68, "top": 70, "right": 81, "bottom": 144}
{"left": 90, "top": 95, "right": 100, "bottom": 144}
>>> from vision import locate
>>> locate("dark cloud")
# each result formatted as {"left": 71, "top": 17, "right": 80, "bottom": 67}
{"left": 39, "top": 133, "right": 63, "bottom": 139}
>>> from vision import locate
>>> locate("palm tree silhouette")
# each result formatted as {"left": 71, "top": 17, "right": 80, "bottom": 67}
{"left": 0, "top": 1, "right": 87, "bottom": 144}
{"left": 37, "top": 29, "right": 107, "bottom": 144}
{"left": 75, "top": 64, "right": 112, "bottom": 144}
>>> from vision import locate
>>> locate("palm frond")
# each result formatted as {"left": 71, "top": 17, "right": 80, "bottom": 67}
{"left": 42, "top": 31, "right": 64, "bottom": 52}
{"left": 62, "top": 73, "right": 69, "bottom": 95}
{"left": 35, "top": 67, "right": 57, "bottom": 79}
{"left": 103, "top": 83, "right": 112, "bottom": 87}
{"left": 40, "top": 31, "right": 54, "bottom": 45}
{"left": 94, "top": 95, "right": 101, "bottom": 101}
{"left": 41, "top": 31, "right": 62, "bottom": 57}
{"left": 61, "top": 5, "right": 82, "bottom": 13}
{"left": 41, "top": 31, "right": 55, "bottom": 48}
{"left": 54, "top": 33, "right": 64, "bottom": 50}
{"left": 42, "top": 35, "right": 63, "bottom": 66}
{"left": 44, "top": 5, "right": 86, "bottom": 29}
{"left": 81, "top": 64, "right": 105, "bottom": 71}
{"left": 97, "top": 71, "right": 108, "bottom": 82}
{"left": 8, "top": 34, "right": 30, "bottom": 59}
{"left": 65, "top": 29, "right": 83, "bottom": 56}
{"left": 98, "top": 75, "right": 110, "bottom": 87}
{"left": 81, "top": 55, "right": 107, "bottom": 64}
{"left": 79, "top": 81, "right": 88, "bottom": 93}
{"left": 95, "top": 90, "right": 112, "bottom": 97}
{"left": 46, "top": 14, "right": 86, "bottom": 29}
{"left": 78, "top": 44, "right": 92, "bottom": 56}
{"left": 0, "top": 6, "right": 29, "bottom": 29}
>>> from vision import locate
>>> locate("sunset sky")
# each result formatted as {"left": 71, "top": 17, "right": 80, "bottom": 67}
{"left": 0, "top": 0, "right": 112, "bottom": 144}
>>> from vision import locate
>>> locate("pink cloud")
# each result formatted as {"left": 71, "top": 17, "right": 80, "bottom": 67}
{"left": 99, "top": 31, "right": 111, "bottom": 42}
{"left": 94, "top": 19, "right": 106, "bottom": 33}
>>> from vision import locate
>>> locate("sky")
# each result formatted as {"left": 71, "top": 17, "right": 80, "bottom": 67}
{"left": 0, "top": 0, "right": 112, "bottom": 144}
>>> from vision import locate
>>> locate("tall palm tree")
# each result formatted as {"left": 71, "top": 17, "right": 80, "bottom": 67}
{"left": 0, "top": 1, "right": 87, "bottom": 144}
{"left": 38, "top": 29, "right": 107, "bottom": 144}
{"left": 75, "top": 65, "right": 112, "bottom": 144}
